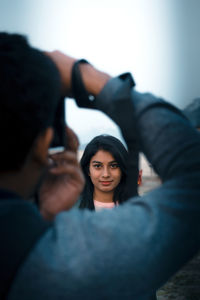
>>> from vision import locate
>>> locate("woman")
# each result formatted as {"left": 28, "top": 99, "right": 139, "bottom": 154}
{"left": 79, "top": 134, "right": 139, "bottom": 211}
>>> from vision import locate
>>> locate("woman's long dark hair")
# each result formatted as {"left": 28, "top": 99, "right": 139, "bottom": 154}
{"left": 79, "top": 135, "right": 129, "bottom": 210}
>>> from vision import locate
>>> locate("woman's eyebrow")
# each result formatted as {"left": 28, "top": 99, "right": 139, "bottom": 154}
{"left": 91, "top": 160, "right": 117, "bottom": 164}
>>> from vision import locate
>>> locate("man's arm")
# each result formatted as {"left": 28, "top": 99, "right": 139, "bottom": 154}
{"left": 39, "top": 51, "right": 200, "bottom": 296}
{"left": 45, "top": 51, "right": 111, "bottom": 97}
{"left": 92, "top": 76, "right": 200, "bottom": 182}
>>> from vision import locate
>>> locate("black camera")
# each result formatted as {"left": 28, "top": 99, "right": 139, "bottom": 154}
{"left": 49, "top": 97, "right": 66, "bottom": 154}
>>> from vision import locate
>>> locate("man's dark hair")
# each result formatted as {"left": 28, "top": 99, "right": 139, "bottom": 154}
{"left": 79, "top": 134, "right": 129, "bottom": 210}
{"left": 0, "top": 32, "right": 61, "bottom": 171}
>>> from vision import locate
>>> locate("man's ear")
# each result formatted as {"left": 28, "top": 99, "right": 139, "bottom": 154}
{"left": 32, "top": 127, "right": 54, "bottom": 165}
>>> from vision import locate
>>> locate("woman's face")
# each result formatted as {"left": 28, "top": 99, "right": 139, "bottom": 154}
{"left": 89, "top": 150, "right": 122, "bottom": 194}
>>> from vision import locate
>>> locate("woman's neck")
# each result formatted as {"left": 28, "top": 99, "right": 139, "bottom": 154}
{"left": 93, "top": 189, "right": 114, "bottom": 203}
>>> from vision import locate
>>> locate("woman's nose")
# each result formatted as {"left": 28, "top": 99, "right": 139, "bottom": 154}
{"left": 102, "top": 167, "right": 110, "bottom": 177}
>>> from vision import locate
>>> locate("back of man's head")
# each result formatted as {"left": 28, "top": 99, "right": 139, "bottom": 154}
{"left": 0, "top": 32, "right": 61, "bottom": 171}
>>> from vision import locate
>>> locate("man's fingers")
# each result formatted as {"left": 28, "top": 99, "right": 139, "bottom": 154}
{"left": 66, "top": 126, "right": 79, "bottom": 152}
{"left": 49, "top": 151, "right": 78, "bottom": 166}
{"left": 47, "top": 150, "right": 85, "bottom": 185}
{"left": 50, "top": 163, "right": 83, "bottom": 179}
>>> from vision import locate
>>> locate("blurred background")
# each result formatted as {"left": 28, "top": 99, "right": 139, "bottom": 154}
{"left": 1, "top": 0, "right": 200, "bottom": 147}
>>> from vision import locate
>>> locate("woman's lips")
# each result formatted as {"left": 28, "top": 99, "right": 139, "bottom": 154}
{"left": 100, "top": 181, "right": 112, "bottom": 186}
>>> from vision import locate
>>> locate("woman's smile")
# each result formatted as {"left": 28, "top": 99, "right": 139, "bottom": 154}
{"left": 100, "top": 181, "right": 113, "bottom": 186}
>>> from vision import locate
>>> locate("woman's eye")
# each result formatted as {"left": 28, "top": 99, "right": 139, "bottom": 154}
{"left": 93, "top": 164, "right": 101, "bottom": 169}
{"left": 110, "top": 164, "right": 119, "bottom": 169}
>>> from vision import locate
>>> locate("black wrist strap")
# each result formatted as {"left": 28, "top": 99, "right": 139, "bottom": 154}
{"left": 71, "top": 59, "right": 135, "bottom": 109}
{"left": 71, "top": 59, "right": 96, "bottom": 108}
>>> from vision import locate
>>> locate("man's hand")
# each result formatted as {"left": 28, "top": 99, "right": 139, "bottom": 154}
{"left": 45, "top": 50, "right": 77, "bottom": 97}
{"left": 39, "top": 127, "right": 85, "bottom": 221}
{"left": 45, "top": 50, "right": 111, "bottom": 98}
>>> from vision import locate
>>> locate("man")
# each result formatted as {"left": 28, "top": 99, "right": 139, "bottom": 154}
{"left": 0, "top": 32, "right": 200, "bottom": 300}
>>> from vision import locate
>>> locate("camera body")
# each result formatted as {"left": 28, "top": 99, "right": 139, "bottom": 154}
{"left": 49, "top": 97, "right": 66, "bottom": 154}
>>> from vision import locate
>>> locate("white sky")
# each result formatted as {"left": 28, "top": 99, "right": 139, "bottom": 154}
{"left": 1, "top": 0, "right": 200, "bottom": 145}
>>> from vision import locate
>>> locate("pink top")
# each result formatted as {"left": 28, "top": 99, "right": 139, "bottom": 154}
{"left": 94, "top": 200, "right": 118, "bottom": 211}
